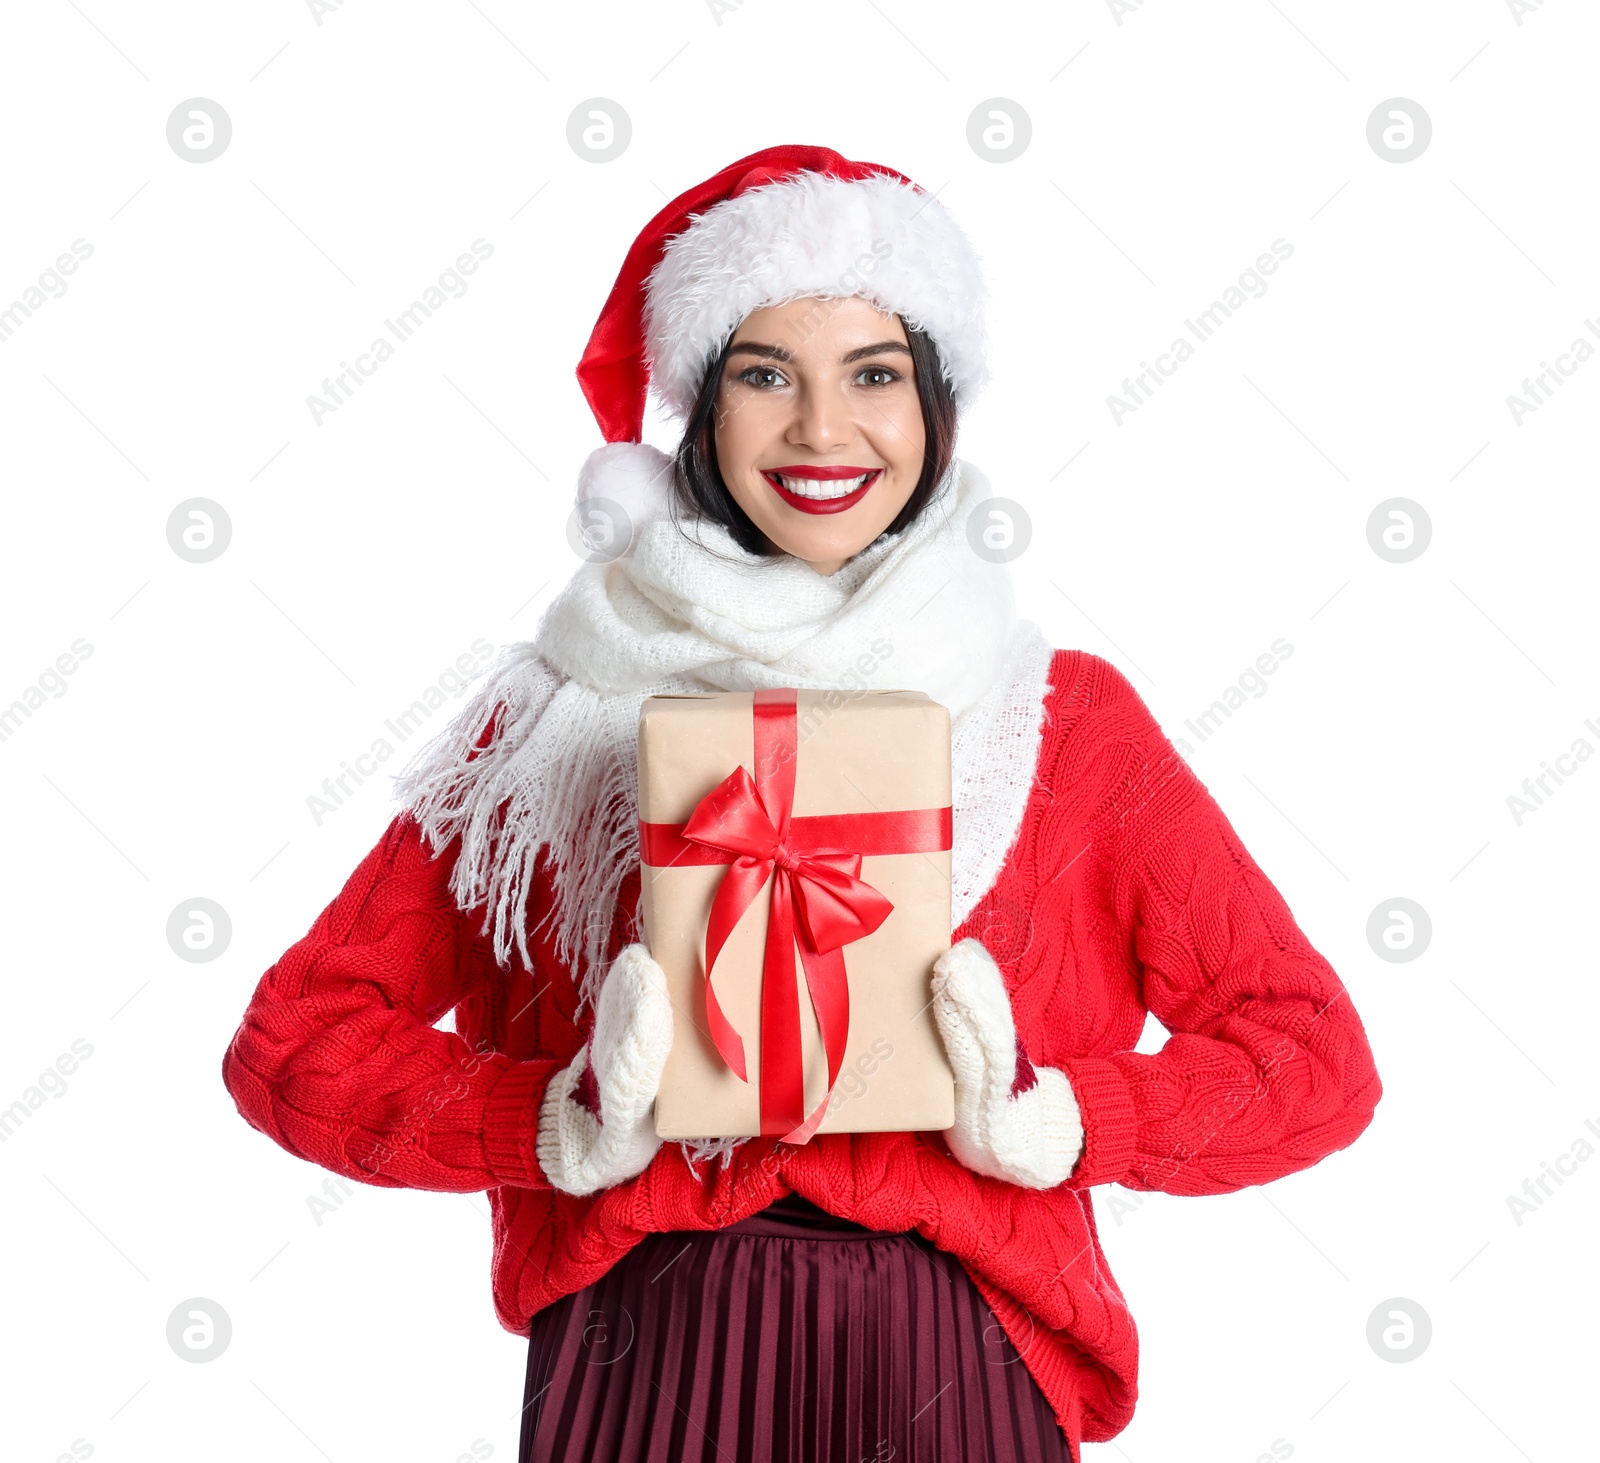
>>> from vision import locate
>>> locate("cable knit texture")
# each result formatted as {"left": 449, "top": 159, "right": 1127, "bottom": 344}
{"left": 221, "top": 649, "right": 1382, "bottom": 1460}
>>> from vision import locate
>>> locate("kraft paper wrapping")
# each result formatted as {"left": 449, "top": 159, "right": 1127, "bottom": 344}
{"left": 639, "top": 689, "right": 957, "bottom": 1140}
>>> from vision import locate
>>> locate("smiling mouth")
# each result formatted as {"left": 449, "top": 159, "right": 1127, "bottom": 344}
{"left": 761, "top": 467, "right": 882, "bottom": 514}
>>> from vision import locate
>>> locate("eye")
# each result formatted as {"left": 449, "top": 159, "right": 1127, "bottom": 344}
{"left": 736, "top": 365, "right": 788, "bottom": 389}
{"left": 854, "top": 364, "right": 903, "bottom": 388}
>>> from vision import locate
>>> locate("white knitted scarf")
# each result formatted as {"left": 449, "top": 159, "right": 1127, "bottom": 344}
{"left": 391, "top": 446, "right": 1054, "bottom": 1025}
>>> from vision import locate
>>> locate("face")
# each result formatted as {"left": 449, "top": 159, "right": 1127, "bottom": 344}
{"left": 712, "top": 295, "right": 927, "bottom": 576}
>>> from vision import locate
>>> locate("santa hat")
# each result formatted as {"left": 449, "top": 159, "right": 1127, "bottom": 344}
{"left": 574, "top": 144, "right": 989, "bottom": 448}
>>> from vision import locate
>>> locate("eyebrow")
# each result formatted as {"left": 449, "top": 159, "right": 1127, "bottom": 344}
{"left": 840, "top": 340, "right": 913, "bottom": 364}
{"left": 725, "top": 339, "right": 913, "bottom": 365}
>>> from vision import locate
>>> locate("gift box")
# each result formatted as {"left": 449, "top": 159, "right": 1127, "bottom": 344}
{"left": 638, "top": 687, "right": 956, "bottom": 1143}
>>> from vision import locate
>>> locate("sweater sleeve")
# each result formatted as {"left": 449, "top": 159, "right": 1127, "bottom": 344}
{"left": 1057, "top": 662, "right": 1383, "bottom": 1195}
{"left": 220, "top": 811, "right": 566, "bottom": 1192}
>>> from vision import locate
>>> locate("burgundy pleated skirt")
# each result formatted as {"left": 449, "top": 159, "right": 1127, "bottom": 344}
{"left": 517, "top": 1192, "right": 1073, "bottom": 1463}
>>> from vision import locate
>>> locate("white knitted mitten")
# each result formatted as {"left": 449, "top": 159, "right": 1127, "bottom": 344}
{"left": 536, "top": 943, "right": 674, "bottom": 1196}
{"left": 930, "top": 937, "right": 1085, "bottom": 1189}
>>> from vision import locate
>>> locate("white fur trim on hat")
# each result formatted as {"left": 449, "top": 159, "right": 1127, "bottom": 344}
{"left": 642, "top": 171, "right": 989, "bottom": 422}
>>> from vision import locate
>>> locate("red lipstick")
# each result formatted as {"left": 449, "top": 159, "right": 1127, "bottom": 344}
{"left": 761, "top": 465, "right": 882, "bottom": 515}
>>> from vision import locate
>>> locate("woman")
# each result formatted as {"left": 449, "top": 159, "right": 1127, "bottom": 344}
{"left": 221, "top": 146, "right": 1383, "bottom": 1462}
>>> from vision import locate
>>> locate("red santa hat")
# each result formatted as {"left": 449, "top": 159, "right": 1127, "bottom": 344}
{"left": 575, "top": 144, "right": 989, "bottom": 446}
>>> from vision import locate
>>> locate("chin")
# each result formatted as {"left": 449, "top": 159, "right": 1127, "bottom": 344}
{"left": 771, "top": 529, "right": 856, "bottom": 562}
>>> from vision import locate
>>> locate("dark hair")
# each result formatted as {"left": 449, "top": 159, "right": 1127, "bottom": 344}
{"left": 669, "top": 316, "right": 959, "bottom": 557}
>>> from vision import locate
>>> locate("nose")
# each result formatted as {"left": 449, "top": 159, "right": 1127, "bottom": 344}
{"left": 786, "top": 380, "right": 853, "bottom": 453}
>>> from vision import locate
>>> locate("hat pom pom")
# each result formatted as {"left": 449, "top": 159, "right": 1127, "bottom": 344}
{"left": 574, "top": 442, "right": 676, "bottom": 542}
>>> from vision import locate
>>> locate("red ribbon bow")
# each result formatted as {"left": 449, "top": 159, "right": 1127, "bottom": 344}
{"left": 639, "top": 688, "right": 952, "bottom": 1144}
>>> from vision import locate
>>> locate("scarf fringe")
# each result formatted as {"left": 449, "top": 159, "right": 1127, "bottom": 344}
{"left": 390, "top": 642, "right": 646, "bottom": 1009}
{"left": 674, "top": 1135, "right": 746, "bottom": 1176}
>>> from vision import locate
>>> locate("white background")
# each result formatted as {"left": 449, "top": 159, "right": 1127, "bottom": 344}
{"left": 2, "top": 1, "right": 1596, "bottom": 1459}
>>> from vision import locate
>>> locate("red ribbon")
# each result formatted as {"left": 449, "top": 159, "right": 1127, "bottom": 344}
{"left": 638, "top": 688, "right": 952, "bottom": 1144}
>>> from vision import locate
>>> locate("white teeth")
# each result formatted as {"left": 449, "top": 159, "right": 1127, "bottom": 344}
{"left": 775, "top": 472, "right": 872, "bottom": 499}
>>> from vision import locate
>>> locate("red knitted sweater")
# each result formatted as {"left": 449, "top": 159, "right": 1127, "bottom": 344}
{"left": 221, "top": 649, "right": 1381, "bottom": 1458}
